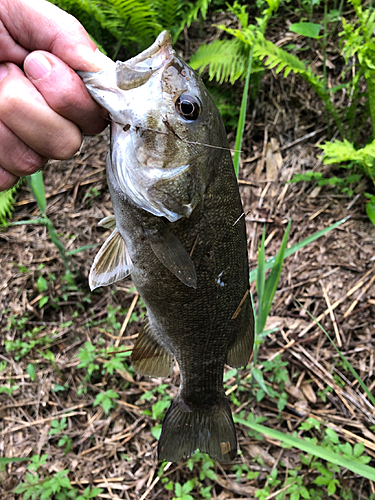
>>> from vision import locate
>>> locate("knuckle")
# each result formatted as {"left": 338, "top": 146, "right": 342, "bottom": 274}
{"left": 53, "top": 130, "right": 82, "bottom": 160}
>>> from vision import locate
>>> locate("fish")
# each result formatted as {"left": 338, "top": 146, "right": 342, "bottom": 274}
{"left": 78, "top": 31, "right": 254, "bottom": 462}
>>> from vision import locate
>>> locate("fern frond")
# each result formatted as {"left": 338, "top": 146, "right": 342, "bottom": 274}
{"left": 190, "top": 38, "right": 252, "bottom": 84}
{"left": 98, "top": 0, "right": 162, "bottom": 48}
{"left": 153, "top": 0, "right": 184, "bottom": 36}
{"left": 0, "top": 184, "right": 19, "bottom": 225}
{"left": 181, "top": 0, "right": 210, "bottom": 28}
{"left": 254, "top": 34, "right": 322, "bottom": 87}
{"left": 49, "top": 0, "right": 114, "bottom": 51}
{"left": 320, "top": 138, "right": 375, "bottom": 183}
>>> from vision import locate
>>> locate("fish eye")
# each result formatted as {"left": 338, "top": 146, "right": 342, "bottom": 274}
{"left": 175, "top": 95, "right": 201, "bottom": 121}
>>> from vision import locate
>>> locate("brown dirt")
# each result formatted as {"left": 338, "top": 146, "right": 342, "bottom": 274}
{"left": 1, "top": 8, "right": 375, "bottom": 500}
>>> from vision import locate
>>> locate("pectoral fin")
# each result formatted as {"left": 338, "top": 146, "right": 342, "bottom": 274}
{"left": 89, "top": 227, "right": 133, "bottom": 290}
{"left": 146, "top": 222, "right": 197, "bottom": 289}
{"left": 131, "top": 320, "right": 174, "bottom": 377}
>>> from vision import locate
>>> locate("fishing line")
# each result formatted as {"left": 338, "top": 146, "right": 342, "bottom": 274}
{"left": 112, "top": 120, "right": 243, "bottom": 153}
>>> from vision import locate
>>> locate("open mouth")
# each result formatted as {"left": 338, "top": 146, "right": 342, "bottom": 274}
{"left": 116, "top": 31, "right": 174, "bottom": 90}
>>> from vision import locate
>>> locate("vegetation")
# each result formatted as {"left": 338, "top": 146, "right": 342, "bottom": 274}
{"left": 191, "top": 0, "right": 375, "bottom": 224}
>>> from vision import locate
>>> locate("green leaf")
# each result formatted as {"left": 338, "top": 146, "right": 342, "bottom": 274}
{"left": 233, "top": 416, "right": 375, "bottom": 481}
{"left": 39, "top": 296, "right": 49, "bottom": 308}
{"left": 0, "top": 182, "right": 20, "bottom": 224}
{"left": 27, "top": 171, "right": 46, "bottom": 215}
{"left": 252, "top": 367, "right": 268, "bottom": 394}
{"left": 37, "top": 275, "right": 48, "bottom": 293}
{"left": 0, "top": 457, "right": 29, "bottom": 464}
{"left": 256, "top": 227, "right": 266, "bottom": 332}
{"left": 258, "top": 220, "right": 291, "bottom": 333}
{"left": 290, "top": 22, "right": 322, "bottom": 39}
{"left": 233, "top": 44, "right": 254, "bottom": 177}
{"left": 106, "top": 389, "right": 119, "bottom": 399}
{"left": 366, "top": 199, "right": 375, "bottom": 225}
{"left": 27, "top": 364, "right": 36, "bottom": 381}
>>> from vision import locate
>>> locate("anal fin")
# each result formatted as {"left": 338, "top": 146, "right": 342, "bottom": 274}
{"left": 146, "top": 221, "right": 197, "bottom": 289}
{"left": 131, "top": 320, "right": 174, "bottom": 377}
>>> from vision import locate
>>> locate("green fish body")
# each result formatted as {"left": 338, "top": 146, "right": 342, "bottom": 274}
{"left": 79, "top": 31, "right": 254, "bottom": 462}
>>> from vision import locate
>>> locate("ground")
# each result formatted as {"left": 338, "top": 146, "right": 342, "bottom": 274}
{"left": 1, "top": 6, "right": 375, "bottom": 500}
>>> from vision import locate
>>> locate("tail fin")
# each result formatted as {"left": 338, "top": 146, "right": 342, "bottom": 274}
{"left": 158, "top": 395, "right": 237, "bottom": 462}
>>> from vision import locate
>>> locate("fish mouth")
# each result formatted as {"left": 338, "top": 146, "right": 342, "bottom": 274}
{"left": 116, "top": 31, "right": 174, "bottom": 90}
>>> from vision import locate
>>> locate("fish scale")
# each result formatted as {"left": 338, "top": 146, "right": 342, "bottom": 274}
{"left": 79, "top": 30, "right": 254, "bottom": 462}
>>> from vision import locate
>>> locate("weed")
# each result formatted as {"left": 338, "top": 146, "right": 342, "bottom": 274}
{"left": 252, "top": 355, "right": 289, "bottom": 412}
{"left": 141, "top": 383, "right": 172, "bottom": 439}
{"left": 5, "top": 326, "right": 54, "bottom": 361}
{"left": 48, "top": 0, "right": 210, "bottom": 56}
{"left": 77, "top": 342, "right": 99, "bottom": 380}
{"left": 11, "top": 455, "right": 103, "bottom": 498}
{"left": 0, "top": 383, "right": 19, "bottom": 396}
{"left": 58, "top": 435, "right": 73, "bottom": 455}
{"left": 191, "top": 0, "right": 375, "bottom": 222}
{"left": 47, "top": 419, "right": 73, "bottom": 455}
{"left": 27, "top": 364, "right": 37, "bottom": 381}
{"left": 232, "top": 462, "right": 259, "bottom": 481}
{"left": 93, "top": 388, "right": 120, "bottom": 414}
{"left": 161, "top": 452, "right": 217, "bottom": 499}
{"left": 49, "top": 418, "right": 68, "bottom": 436}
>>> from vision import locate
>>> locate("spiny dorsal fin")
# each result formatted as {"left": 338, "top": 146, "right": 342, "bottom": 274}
{"left": 89, "top": 228, "right": 133, "bottom": 290}
{"left": 146, "top": 221, "right": 197, "bottom": 289}
{"left": 131, "top": 320, "right": 174, "bottom": 377}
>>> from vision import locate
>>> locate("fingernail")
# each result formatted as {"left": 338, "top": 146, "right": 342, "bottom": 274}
{"left": 93, "top": 49, "right": 115, "bottom": 71}
{"left": 24, "top": 53, "right": 52, "bottom": 80}
{"left": 78, "top": 47, "right": 115, "bottom": 72}
{"left": 0, "top": 64, "right": 9, "bottom": 83}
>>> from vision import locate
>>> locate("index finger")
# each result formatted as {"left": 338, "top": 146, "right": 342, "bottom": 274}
{"left": 0, "top": 0, "right": 105, "bottom": 71}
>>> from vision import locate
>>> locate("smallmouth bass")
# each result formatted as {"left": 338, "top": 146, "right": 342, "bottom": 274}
{"left": 79, "top": 31, "right": 254, "bottom": 462}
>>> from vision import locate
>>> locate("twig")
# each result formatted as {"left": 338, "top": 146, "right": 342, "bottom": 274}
{"left": 139, "top": 462, "right": 172, "bottom": 500}
{"left": 115, "top": 293, "right": 139, "bottom": 347}
{"left": 343, "top": 273, "right": 375, "bottom": 318}
{"left": 320, "top": 280, "right": 342, "bottom": 347}
{"left": 298, "top": 267, "right": 374, "bottom": 337}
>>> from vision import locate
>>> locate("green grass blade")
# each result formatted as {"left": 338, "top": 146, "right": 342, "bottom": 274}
{"left": 233, "top": 416, "right": 375, "bottom": 481}
{"left": 8, "top": 219, "right": 46, "bottom": 226}
{"left": 296, "top": 299, "right": 375, "bottom": 408}
{"left": 233, "top": 44, "right": 254, "bottom": 178}
{"left": 249, "top": 217, "right": 349, "bottom": 283}
{"left": 259, "top": 220, "right": 291, "bottom": 333}
{"left": 0, "top": 457, "right": 29, "bottom": 464}
{"left": 256, "top": 227, "right": 266, "bottom": 334}
{"left": 66, "top": 244, "right": 99, "bottom": 256}
{"left": 45, "top": 219, "right": 71, "bottom": 271}
{"left": 26, "top": 171, "right": 47, "bottom": 215}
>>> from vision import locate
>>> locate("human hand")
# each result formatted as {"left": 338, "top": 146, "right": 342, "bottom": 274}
{"left": 0, "top": 0, "right": 111, "bottom": 191}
